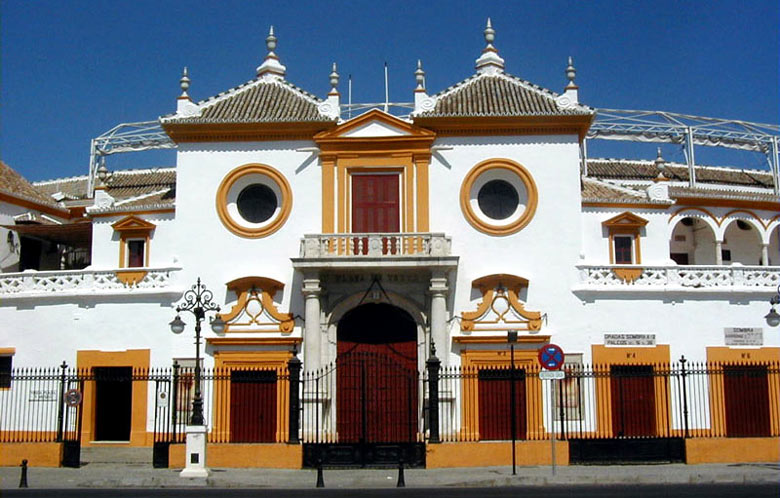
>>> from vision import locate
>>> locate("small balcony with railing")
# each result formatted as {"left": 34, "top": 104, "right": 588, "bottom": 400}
{"left": 293, "top": 233, "right": 458, "bottom": 270}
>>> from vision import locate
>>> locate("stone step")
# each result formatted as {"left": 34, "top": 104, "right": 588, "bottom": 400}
{"left": 80, "top": 446, "right": 152, "bottom": 464}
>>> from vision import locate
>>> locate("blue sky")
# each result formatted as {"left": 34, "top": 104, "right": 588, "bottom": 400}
{"left": 2, "top": 0, "right": 778, "bottom": 181}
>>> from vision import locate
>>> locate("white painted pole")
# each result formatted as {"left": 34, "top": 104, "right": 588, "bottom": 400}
{"left": 551, "top": 378, "right": 556, "bottom": 476}
{"left": 384, "top": 62, "right": 389, "bottom": 113}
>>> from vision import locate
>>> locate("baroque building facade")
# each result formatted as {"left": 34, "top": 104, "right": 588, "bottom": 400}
{"left": 1, "top": 23, "right": 778, "bottom": 468}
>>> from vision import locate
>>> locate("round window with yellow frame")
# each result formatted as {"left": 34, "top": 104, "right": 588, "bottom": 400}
{"left": 460, "top": 158, "right": 538, "bottom": 236}
{"left": 216, "top": 163, "right": 292, "bottom": 238}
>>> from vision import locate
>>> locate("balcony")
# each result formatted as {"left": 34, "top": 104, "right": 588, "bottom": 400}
{"left": 575, "top": 264, "right": 780, "bottom": 295}
{"left": 0, "top": 267, "right": 182, "bottom": 300}
{"left": 293, "top": 233, "right": 458, "bottom": 270}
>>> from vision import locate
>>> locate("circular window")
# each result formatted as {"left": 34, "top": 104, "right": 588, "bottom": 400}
{"left": 237, "top": 184, "right": 277, "bottom": 223}
{"left": 477, "top": 180, "right": 519, "bottom": 220}
{"left": 460, "top": 158, "right": 538, "bottom": 236}
{"left": 216, "top": 164, "right": 292, "bottom": 238}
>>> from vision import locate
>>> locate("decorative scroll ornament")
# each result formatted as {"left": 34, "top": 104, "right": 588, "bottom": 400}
{"left": 220, "top": 276, "right": 294, "bottom": 333}
{"left": 461, "top": 274, "right": 543, "bottom": 333}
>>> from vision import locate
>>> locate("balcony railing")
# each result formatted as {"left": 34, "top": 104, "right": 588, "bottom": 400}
{"left": 0, "top": 267, "right": 181, "bottom": 298}
{"left": 299, "top": 233, "right": 452, "bottom": 258}
{"left": 576, "top": 264, "right": 780, "bottom": 291}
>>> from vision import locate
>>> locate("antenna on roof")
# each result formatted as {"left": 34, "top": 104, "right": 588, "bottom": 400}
{"left": 384, "top": 62, "right": 389, "bottom": 113}
{"left": 348, "top": 74, "right": 353, "bottom": 120}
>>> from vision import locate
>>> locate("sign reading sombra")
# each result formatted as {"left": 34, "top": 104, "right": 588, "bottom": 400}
{"left": 724, "top": 327, "right": 763, "bottom": 346}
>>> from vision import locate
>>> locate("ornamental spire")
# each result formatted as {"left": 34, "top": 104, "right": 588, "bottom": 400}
{"left": 256, "top": 25, "right": 287, "bottom": 78}
{"left": 475, "top": 18, "right": 505, "bottom": 75}
{"left": 415, "top": 60, "right": 425, "bottom": 92}
{"left": 179, "top": 67, "right": 191, "bottom": 100}
{"left": 329, "top": 62, "right": 339, "bottom": 95}
{"left": 565, "top": 56, "right": 577, "bottom": 89}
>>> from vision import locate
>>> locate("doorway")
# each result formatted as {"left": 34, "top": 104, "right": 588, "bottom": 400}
{"left": 723, "top": 365, "right": 770, "bottom": 437}
{"left": 93, "top": 367, "right": 133, "bottom": 441}
{"left": 610, "top": 365, "right": 656, "bottom": 437}
{"left": 230, "top": 369, "right": 277, "bottom": 442}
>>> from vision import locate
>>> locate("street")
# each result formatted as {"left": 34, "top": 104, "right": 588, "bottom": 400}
{"left": 3, "top": 484, "right": 779, "bottom": 498}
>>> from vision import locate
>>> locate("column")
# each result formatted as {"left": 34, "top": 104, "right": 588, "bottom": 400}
{"left": 302, "top": 276, "right": 322, "bottom": 372}
{"left": 429, "top": 272, "right": 449, "bottom": 365}
{"left": 761, "top": 243, "right": 769, "bottom": 266}
{"left": 715, "top": 241, "right": 723, "bottom": 266}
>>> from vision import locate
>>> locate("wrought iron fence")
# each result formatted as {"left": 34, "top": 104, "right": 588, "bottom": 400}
{"left": 1, "top": 358, "right": 778, "bottom": 447}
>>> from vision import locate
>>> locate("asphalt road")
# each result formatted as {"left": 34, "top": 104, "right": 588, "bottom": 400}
{"left": 3, "top": 484, "right": 779, "bottom": 498}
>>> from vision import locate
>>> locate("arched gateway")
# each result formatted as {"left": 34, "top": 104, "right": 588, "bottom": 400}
{"left": 303, "top": 303, "right": 425, "bottom": 468}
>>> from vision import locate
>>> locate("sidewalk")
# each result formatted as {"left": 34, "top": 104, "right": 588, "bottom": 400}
{"left": 1, "top": 462, "right": 779, "bottom": 489}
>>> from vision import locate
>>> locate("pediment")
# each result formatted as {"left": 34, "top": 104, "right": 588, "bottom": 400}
{"left": 315, "top": 109, "right": 435, "bottom": 140}
{"left": 602, "top": 212, "right": 648, "bottom": 228}
{"left": 111, "top": 215, "right": 156, "bottom": 232}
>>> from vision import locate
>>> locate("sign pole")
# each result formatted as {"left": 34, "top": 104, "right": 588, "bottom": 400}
{"left": 508, "top": 331, "right": 518, "bottom": 476}
{"left": 550, "top": 378, "right": 556, "bottom": 476}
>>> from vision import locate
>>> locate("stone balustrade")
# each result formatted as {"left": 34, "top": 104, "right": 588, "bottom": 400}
{"left": 0, "top": 267, "right": 181, "bottom": 298}
{"left": 299, "top": 233, "right": 452, "bottom": 258}
{"left": 576, "top": 264, "right": 780, "bottom": 291}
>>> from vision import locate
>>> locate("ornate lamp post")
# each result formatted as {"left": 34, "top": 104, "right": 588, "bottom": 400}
{"left": 766, "top": 284, "right": 780, "bottom": 328}
{"left": 170, "top": 278, "right": 225, "bottom": 426}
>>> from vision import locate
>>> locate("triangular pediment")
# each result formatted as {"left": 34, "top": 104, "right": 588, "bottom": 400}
{"left": 111, "top": 215, "right": 156, "bottom": 232}
{"left": 602, "top": 212, "right": 649, "bottom": 228}
{"left": 315, "top": 109, "right": 435, "bottom": 140}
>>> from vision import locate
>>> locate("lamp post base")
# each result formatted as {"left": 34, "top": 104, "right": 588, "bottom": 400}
{"left": 180, "top": 425, "right": 209, "bottom": 478}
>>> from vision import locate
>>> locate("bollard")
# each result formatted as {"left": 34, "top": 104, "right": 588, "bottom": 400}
{"left": 19, "top": 459, "right": 29, "bottom": 488}
{"left": 396, "top": 456, "right": 405, "bottom": 488}
{"left": 316, "top": 459, "right": 325, "bottom": 488}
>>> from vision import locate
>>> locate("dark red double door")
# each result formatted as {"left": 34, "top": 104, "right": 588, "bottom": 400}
{"left": 351, "top": 174, "right": 400, "bottom": 255}
{"left": 336, "top": 303, "right": 418, "bottom": 444}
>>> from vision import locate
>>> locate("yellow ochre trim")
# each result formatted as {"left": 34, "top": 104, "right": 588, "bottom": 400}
{"left": 0, "top": 347, "right": 16, "bottom": 355}
{"left": 591, "top": 345, "right": 671, "bottom": 439}
{"left": 426, "top": 441, "right": 568, "bottom": 468}
{"left": 215, "top": 163, "right": 293, "bottom": 239}
{"left": 459, "top": 158, "right": 538, "bottom": 236}
{"left": 212, "top": 351, "right": 292, "bottom": 444}
{"left": 76, "top": 349, "right": 151, "bottom": 447}
{"left": 169, "top": 443, "right": 302, "bottom": 469}
{"left": 112, "top": 215, "right": 156, "bottom": 268}
{"left": 459, "top": 349, "right": 545, "bottom": 441}
{"left": 705, "top": 347, "right": 780, "bottom": 438}
{"left": 115, "top": 270, "right": 149, "bottom": 286}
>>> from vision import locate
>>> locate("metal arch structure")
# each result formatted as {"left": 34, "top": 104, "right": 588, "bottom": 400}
{"left": 585, "top": 108, "right": 780, "bottom": 193}
{"left": 87, "top": 108, "right": 780, "bottom": 195}
{"left": 87, "top": 121, "right": 176, "bottom": 195}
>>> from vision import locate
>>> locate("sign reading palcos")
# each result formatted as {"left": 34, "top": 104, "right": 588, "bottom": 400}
{"left": 604, "top": 333, "right": 656, "bottom": 346}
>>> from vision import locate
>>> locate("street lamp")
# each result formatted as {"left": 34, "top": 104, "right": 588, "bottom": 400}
{"left": 766, "top": 284, "right": 780, "bottom": 328}
{"left": 170, "top": 278, "right": 225, "bottom": 426}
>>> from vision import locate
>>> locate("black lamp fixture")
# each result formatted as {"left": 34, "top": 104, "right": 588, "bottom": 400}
{"left": 170, "top": 278, "right": 226, "bottom": 425}
{"left": 766, "top": 284, "right": 780, "bottom": 328}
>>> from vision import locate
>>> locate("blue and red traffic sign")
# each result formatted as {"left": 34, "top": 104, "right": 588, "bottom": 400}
{"left": 537, "top": 344, "right": 565, "bottom": 370}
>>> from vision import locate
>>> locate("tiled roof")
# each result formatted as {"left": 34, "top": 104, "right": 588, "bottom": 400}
{"left": 0, "top": 161, "right": 64, "bottom": 209}
{"left": 35, "top": 168, "right": 176, "bottom": 202}
{"left": 668, "top": 186, "right": 779, "bottom": 203}
{"left": 587, "top": 159, "right": 774, "bottom": 188}
{"left": 416, "top": 73, "right": 593, "bottom": 118}
{"left": 581, "top": 177, "right": 668, "bottom": 204}
{"left": 161, "top": 77, "right": 335, "bottom": 124}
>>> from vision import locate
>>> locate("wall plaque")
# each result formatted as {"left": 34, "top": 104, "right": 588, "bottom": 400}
{"left": 724, "top": 327, "right": 763, "bottom": 346}
{"left": 604, "top": 333, "right": 656, "bottom": 346}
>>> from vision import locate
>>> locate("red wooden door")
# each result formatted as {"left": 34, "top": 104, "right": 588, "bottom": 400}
{"left": 230, "top": 370, "right": 277, "bottom": 443}
{"left": 336, "top": 303, "right": 418, "bottom": 443}
{"left": 478, "top": 368, "right": 527, "bottom": 440}
{"left": 351, "top": 175, "right": 400, "bottom": 255}
{"left": 723, "top": 365, "right": 770, "bottom": 437}
{"left": 610, "top": 365, "right": 656, "bottom": 437}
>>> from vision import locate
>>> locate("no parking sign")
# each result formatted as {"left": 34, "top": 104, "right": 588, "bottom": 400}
{"left": 537, "top": 344, "right": 564, "bottom": 371}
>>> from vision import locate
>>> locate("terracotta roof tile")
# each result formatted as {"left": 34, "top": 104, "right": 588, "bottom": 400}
{"left": 162, "top": 78, "right": 334, "bottom": 124}
{"left": 0, "top": 161, "right": 64, "bottom": 209}
{"left": 587, "top": 159, "right": 775, "bottom": 188}
{"left": 417, "top": 73, "right": 593, "bottom": 118}
{"left": 581, "top": 178, "right": 663, "bottom": 203}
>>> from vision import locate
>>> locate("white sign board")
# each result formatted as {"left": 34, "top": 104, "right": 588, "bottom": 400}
{"left": 157, "top": 391, "right": 169, "bottom": 408}
{"left": 29, "top": 390, "right": 57, "bottom": 402}
{"left": 539, "top": 370, "right": 565, "bottom": 380}
{"left": 604, "top": 333, "right": 656, "bottom": 346}
{"left": 724, "top": 327, "right": 763, "bottom": 346}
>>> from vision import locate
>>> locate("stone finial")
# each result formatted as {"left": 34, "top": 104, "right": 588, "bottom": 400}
{"left": 179, "top": 67, "right": 191, "bottom": 99}
{"left": 565, "top": 56, "right": 577, "bottom": 89}
{"left": 415, "top": 60, "right": 425, "bottom": 92}
{"left": 654, "top": 147, "right": 669, "bottom": 181}
{"left": 475, "top": 18, "right": 505, "bottom": 75}
{"left": 329, "top": 63, "right": 339, "bottom": 95}
{"left": 256, "top": 25, "right": 287, "bottom": 78}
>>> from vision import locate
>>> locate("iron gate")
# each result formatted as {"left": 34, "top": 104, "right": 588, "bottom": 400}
{"left": 301, "top": 351, "right": 425, "bottom": 467}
